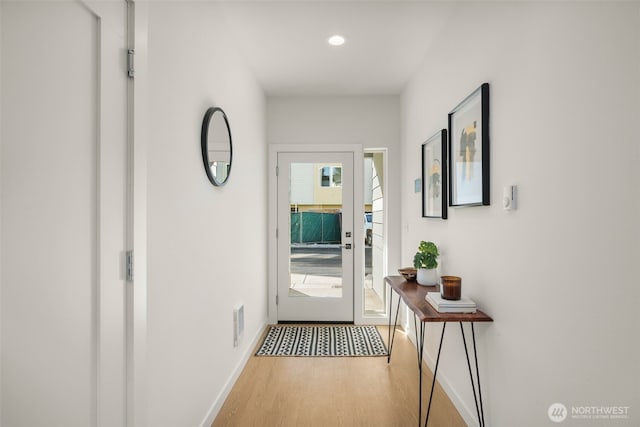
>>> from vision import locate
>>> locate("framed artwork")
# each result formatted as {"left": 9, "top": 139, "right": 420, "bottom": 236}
{"left": 448, "top": 83, "right": 490, "bottom": 206}
{"left": 422, "top": 129, "right": 448, "bottom": 219}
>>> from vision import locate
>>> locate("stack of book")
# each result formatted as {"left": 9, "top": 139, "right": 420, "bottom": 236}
{"left": 426, "top": 292, "right": 477, "bottom": 313}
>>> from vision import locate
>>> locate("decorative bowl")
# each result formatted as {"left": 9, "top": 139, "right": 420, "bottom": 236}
{"left": 398, "top": 267, "right": 417, "bottom": 281}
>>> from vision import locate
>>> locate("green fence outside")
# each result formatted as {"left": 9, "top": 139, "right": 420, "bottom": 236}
{"left": 290, "top": 212, "right": 342, "bottom": 244}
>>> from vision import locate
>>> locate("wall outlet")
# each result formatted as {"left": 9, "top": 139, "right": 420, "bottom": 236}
{"left": 233, "top": 304, "right": 244, "bottom": 347}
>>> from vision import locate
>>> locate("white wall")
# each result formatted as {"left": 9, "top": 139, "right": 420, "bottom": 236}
{"left": 267, "top": 96, "right": 402, "bottom": 319}
{"left": 401, "top": 2, "right": 640, "bottom": 426}
{"left": 0, "top": 3, "right": 3, "bottom": 423}
{"left": 147, "top": 2, "right": 267, "bottom": 426}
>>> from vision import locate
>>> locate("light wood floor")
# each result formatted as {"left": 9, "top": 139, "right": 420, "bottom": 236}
{"left": 213, "top": 325, "right": 466, "bottom": 427}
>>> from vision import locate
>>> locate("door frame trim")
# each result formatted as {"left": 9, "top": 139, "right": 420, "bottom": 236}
{"left": 81, "top": 1, "right": 133, "bottom": 425}
{"left": 268, "top": 144, "right": 364, "bottom": 325}
{"left": 125, "top": 1, "right": 149, "bottom": 426}
{"left": 85, "top": 1, "right": 149, "bottom": 425}
{"left": 361, "top": 148, "right": 390, "bottom": 325}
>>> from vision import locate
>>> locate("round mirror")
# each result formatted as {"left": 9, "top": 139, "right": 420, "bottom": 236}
{"left": 201, "top": 107, "right": 232, "bottom": 186}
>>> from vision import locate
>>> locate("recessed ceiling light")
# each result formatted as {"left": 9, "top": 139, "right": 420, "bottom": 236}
{"left": 328, "top": 35, "right": 345, "bottom": 46}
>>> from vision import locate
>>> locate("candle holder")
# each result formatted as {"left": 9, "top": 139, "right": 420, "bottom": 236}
{"left": 440, "top": 276, "right": 462, "bottom": 300}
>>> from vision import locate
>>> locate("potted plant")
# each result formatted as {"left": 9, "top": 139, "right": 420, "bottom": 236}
{"left": 413, "top": 240, "right": 439, "bottom": 286}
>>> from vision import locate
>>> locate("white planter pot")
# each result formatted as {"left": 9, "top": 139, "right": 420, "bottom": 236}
{"left": 416, "top": 268, "right": 438, "bottom": 286}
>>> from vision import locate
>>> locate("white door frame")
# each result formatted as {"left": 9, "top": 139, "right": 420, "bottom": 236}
{"left": 125, "top": 1, "right": 149, "bottom": 426}
{"left": 363, "top": 148, "right": 390, "bottom": 325}
{"left": 268, "top": 144, "right": 364, "bottom": 324}
{"left": 82, "top": 1, "right": 148, "bottom": 425}
{"left": 84, "top": 1, "right": 148, "bottom": 425}
{"left": 89, "top": 2, "right": 128, "bottom": 423}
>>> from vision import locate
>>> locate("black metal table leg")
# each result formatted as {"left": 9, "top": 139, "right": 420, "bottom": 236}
{"left": 460, "top": 322, "right": 486, "bottom": 427}
{"left": 413, "top": 314, "right": 420, "bottom": 369}
{"left": 472, "top": 323, "right": 486, "bottom": 427}
{"left": 387, "top": 284, "right": 401, "bottom": 364}
{"left": 387, "top": 283, "right": 393, "bottom": 362}
{"left": 424, "top": 322, "right": 446, "bottom": 427}
{"left": 460, "top": 322, "right": 481, "bottom": 425}
{"left": 417, "top": 321, "right": 425, "bottom": 427}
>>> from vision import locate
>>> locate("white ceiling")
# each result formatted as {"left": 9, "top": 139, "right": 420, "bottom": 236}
{"left": 219, "top": 1, "right": 457, "bottom": 96}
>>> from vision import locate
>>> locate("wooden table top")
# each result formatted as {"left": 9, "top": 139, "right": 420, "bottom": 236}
{"left": 385, "top": 276, "right": 493, "bottom": 323}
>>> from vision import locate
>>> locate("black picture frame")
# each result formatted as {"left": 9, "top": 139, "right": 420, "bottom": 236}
{"left": 448, "top": 83, "right": 490, "bottom": 207}
{"left": 422, "top": 129, "right": 448, "bottom": 219}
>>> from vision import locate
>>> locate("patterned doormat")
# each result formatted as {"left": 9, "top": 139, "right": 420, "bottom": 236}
{"left": 256, "top": 325, "right": 388, "bottom": 357}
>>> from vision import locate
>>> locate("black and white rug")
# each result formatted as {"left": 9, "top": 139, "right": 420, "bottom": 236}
{"left": 256, "top": 325, "right": 388, "bottom": 357}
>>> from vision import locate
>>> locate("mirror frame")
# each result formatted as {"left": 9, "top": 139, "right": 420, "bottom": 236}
{"left": 201, "top": 106, "right": 233, "bottom": 187}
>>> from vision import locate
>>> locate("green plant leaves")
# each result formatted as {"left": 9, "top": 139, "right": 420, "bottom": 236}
{"left": 413, "top": 240, "right": 439, "bottom": 269}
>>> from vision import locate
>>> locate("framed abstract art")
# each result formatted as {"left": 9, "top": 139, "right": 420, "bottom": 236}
{"left": 448, "top": 83, "right": 490, "bottom": 207}
{"left": 422, "top": 129, "right": 448, "bottom": 219}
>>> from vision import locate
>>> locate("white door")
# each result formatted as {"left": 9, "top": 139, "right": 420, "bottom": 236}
{"left": 277, "top": 152, "right": 354, "bottom": 322}
{"left": 1, "top": 1, "right": 128, "bottom": 426}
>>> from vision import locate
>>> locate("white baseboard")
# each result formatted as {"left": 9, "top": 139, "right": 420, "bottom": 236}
{"left": 199, "top": 320, "right": 267, "bottom": 427}
{"left": 406, "top": 330, "right": 478, "bottom": 427}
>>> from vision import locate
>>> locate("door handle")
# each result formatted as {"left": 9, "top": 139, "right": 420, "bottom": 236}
{"left": 341, "top": 243, "right": 352, "bottom": 250}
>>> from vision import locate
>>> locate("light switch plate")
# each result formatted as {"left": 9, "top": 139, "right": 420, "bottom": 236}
{"left": 503, "top": 185, "right": 517, "bottom": 210}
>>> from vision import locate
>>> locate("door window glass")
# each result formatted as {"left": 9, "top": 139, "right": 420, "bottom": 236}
{"left": 290, "top": 163, "right": 344, "bottom": 298}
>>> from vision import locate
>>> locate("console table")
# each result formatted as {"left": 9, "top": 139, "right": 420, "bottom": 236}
{"left": 385, "top": 275, "right": 493, "bottom": 427}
